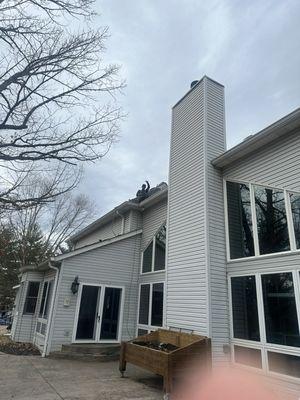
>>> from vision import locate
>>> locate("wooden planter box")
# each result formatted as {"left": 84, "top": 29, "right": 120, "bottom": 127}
{"left": 119, "top": 329, "right": 211, "bottom": 395}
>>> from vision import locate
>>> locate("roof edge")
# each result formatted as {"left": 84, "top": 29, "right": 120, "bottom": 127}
{"left": 54, "top": 229, "right": 142, "bottom": 261}
{"left": 68, "top": 200, "right": 140, "bottom": 244}
{"left": 212, "top": 107, "right": 300, "bottom": 169}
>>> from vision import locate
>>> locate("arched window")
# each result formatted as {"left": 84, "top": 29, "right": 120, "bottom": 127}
{"left": 141, "top": 223, "right": 166, "bottom": 273}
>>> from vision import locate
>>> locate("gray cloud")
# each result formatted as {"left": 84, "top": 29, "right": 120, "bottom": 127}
{"left": 78, "top": 0, "right": 300, "bottom": 214}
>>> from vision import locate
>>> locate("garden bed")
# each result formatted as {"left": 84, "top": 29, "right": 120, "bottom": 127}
{"left": 0, "top": 329, "right": 40, "bottom": 356}
{"left": 120, "top": 329, "right": 211, "bottom": 396}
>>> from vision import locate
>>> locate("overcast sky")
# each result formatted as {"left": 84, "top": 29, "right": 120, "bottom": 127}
{"left": 79, "top": 0, "right": 300, "bottom": 215}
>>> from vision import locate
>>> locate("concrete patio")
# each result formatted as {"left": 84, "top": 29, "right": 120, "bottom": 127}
{"left": 0, "top": 352, "right": 163, "bottom": 400}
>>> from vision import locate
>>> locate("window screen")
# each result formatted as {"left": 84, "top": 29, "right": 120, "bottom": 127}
{"left": 39, "top": 282, "right": 48, "bottom": 317}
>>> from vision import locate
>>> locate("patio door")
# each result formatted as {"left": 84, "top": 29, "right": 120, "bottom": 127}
{"left": 74, "top": 284, "right": 123, "bottom": 342}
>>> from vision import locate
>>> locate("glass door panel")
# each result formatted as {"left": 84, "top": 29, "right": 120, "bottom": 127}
{"left": 76, "top": 285, "right": 101, "bottom": 340}
{"left": 100, "top": 287, "right": 122, "bottom": 340}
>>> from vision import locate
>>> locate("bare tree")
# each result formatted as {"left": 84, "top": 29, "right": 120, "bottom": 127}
{"left": 0, "top": 0, "right": 124, "bottom": 208}
{"left": 9, "top": 182, "right": 95, "bottom": 257}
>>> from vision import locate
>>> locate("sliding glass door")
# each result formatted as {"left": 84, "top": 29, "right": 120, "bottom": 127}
{"left": 74, "top": 284, "right": 123, "bottom": 343}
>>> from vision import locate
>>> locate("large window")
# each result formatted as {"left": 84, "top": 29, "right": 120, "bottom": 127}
{"left": 141, "top": 223, "right": 166, "bottom": 273}
{"left": 254, "top": 186, "right": 290, "bottom": 255}
{"left": 231, "top": 276, "right": 260, "bottom": 341}
{"left": 262, "top": 273, "right": 300, "bottom": 347}
{"left": 226, "top": 182, "right": 254, "bottom": 259}
{"left": 138, "top": 282, "right": 164, "bottom": 333}
{"left": 23, "top": 281, "right": 40, "bottom": 315}
{"left": 230, "top": 271, "right": 300, "bottom": 380}
{"left": 226, "top": 181, "right": 300, "bottom": 260}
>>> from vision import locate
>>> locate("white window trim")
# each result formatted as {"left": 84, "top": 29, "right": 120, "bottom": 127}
{"left": 137, "top": 281, "right": 164, "bottom": 335}
{"left": 35, "top": 278, "right": 54, "bottom": 337}
{"left": 23, "top": 280, "right": 41, "bottom": 315}
{"left": 38, "top": 279, "right": 53, "bottom": 320}
{"left": 140, "top": 223, "right": 166, "bottom": 274}
{"left": 224, "top": 178, "right": 300, "bottom": 262}
{"left": 228, "top": 269, "right": 300, "bottom": 382}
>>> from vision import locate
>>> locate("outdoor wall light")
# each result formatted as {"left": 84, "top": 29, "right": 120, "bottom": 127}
{"left": 71, "top": 276, "right": 79, "bottom": 294}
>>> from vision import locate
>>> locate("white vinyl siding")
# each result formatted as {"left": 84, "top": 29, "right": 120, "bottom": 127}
{"left": 11, "top": 271, "right": 44, "bottom": 344}
{"left": 166, "top": 77, "right": 228, "bottom": 364}
{"left": 73, "top": 210, "right": 135, "bottom": 249}
{"left": 48, "top": 234, "right": 141, "bottom": 353}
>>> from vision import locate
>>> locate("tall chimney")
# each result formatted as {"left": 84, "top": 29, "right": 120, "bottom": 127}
{"left": 166, "top": 76, "right": 228, "bottom": 363}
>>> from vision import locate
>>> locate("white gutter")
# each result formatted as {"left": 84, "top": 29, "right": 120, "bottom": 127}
{"left": 42, "top": 262, "right": 60, "bottom": 357}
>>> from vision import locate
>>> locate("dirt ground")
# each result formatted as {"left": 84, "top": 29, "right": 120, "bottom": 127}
{"left": 0, "top": 326, "right": 40, "bottom": 355}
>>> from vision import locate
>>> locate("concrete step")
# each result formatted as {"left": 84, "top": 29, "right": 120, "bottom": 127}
{"left": 49, "top": 351, "right": 120, "bottom": 362}
{"left": 49, "top": 343, "right": 120, "bottom": 362}
{"left": 61, "top": 343, "right": 120, "bottom": 356}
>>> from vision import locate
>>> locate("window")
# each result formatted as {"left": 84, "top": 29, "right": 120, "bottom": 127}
{"left": 39, "top": 282, "right": 48, "bottom": 317}
{"left": 226, "top": 182, "right": 254, "bottom": 259}
{"left": 137, "top": 328, "right": 148, "bottom": 336}
{"left": 142, "top": 243, "right": 153, "bottom": 273}
{"left": 234, "top": 345, "right": 262, "bottom": 369}
{"left": 141, "top": 223, "right": 166, "bottom": 273}
{"left": 254, "top": 186, "right": 290, "bottom": 254}
{"left": 230, "top": 271, "right": 300, "bottom": 379}
{"left": 290, "top": 192, "right": 300, "bottom": 249}
{"left": 151, "top": 283, "right": 164, "bottom": 326}
{"left": 39, "top": 281, "right": 53, "bottom": 319}
{"left": 138, "top": 282, "right": 164, "bottom": 332}
{"left": 225, "top": 181, "right": 300, "bottom": 260}
{"left": 23, "top": 281, "right": 40, "bottom": 314}
{"left": 262, "top": 273, "right": 300, "bottom": 347}
{"left": 231, "top": 276, "right": 260, "bottom": 341}
{"left": 268, "top": 351, "right": 300, "bottom": 378}
{"left": 154, "top": 225, "right": 166, "bottom": 271}
{"left": 138, "top": 285, "right": 150, "bottom": 325}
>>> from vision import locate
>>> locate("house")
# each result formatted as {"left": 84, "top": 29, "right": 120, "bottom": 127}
{"left": 12, "top": 76, "right": 300, "bottom": 397}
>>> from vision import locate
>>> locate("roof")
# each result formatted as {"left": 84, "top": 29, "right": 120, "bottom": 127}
{"left": 54, "top": 229, "right": 142, "bottom": 261}
{"left": 69, "top": 183, "right": 168, "bottom": 244}
{"left": 212, "top": 107, "right": 300, "bottom": 169}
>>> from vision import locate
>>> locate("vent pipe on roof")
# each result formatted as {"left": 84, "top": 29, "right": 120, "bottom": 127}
{"left": 190, "top": 80, "right": 199, "bottom": 89}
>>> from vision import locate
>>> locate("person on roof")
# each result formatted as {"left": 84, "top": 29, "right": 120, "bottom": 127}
{"left": 136, "top": 180, "right": 150, "bottom": 202}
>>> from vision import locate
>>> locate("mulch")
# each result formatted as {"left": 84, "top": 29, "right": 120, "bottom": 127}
{"left": 0, "top": 327, "right": 40, "bottom": 356}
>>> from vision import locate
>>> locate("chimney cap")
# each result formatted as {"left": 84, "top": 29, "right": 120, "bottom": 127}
{"left": 190, "top": 80, "right": 199, "bottom": 89}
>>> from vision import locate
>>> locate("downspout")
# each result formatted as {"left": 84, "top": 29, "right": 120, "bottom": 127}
{"left": 42, "top": 261, "right": 60, "bottom": 357}
{"left": 116, "top": 210, "right": 125, "bottom": 234}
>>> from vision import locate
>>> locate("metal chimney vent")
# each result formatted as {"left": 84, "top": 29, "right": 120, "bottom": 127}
{"left": 190, "top": 80, "right": 199, "bottom": 89}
